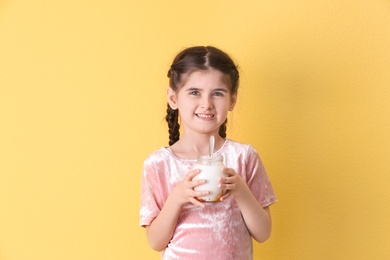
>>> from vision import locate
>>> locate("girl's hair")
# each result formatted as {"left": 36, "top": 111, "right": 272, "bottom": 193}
{"left": 166, "top": 46, "right": 240, "bottom": 146}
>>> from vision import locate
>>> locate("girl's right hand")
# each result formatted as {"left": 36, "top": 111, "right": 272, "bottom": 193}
{"left": 170, "top": 169, "right": 209, "bottom": 208}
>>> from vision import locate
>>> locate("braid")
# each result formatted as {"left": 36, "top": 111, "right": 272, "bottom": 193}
{"left": 165, "top": 104, "right": 180, "bottom": 146}
{"left": 219, "top": 119, "right": 227, "bottom": 138}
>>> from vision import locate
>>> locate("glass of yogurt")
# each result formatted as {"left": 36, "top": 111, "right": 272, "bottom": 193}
{"left": 193, "top": 155, "right": 226, "bottom": 202}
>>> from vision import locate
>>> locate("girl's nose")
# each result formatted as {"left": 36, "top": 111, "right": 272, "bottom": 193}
{"left": 201, "top": 96, "right": 213, "bottom": 109}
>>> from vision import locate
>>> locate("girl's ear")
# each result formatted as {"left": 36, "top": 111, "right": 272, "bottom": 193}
{"left": 167, "top": 88, "right": 178, "bottom": 110}
{"left": 229, "top": 94, "right": 237, "bottom": 111}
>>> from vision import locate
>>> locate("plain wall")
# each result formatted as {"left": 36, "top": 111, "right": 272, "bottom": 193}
{"left": 1, "top": 0, "right": 389, "bottom": 259}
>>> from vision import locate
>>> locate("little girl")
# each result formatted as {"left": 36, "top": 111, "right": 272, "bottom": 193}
{"left": 140, "top": 46, "right": 277, "bottom": 259}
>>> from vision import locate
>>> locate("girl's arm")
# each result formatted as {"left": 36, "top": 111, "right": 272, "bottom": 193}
{"left": 145, "top": 192, "right": 183, "bottom": 251}
{"left": 145, "top": 169, "right": 208, "bottom": 251}
{"left": 220, "top": 167, "right": 272, "bottom": 242}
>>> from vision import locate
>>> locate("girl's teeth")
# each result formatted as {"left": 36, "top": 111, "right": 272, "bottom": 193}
{"left": 198, "top": 114, "right": 213, "bottom": 118}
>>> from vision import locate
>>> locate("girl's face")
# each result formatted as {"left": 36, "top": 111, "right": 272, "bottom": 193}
{"left": 167, "top": 69, "right": 237, "bottom": 137}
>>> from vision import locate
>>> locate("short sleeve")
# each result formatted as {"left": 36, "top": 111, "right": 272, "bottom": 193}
{"left": 245, "top": 147, "right": 277, "bottom": 207}
{"left": 140, "top": 162, "right": 162, "bottom": 227}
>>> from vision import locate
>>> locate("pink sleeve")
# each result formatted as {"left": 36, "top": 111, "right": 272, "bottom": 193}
{"left": 245, "top": 147, "right": 277, "bottom": 207}
{"left": 140, "top": 163, "right": 162, "bottom": 227}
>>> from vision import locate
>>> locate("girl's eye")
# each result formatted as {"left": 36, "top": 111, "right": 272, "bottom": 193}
{"left": 213, "top": 92, "right": 224, "bottom": 97}
{"left": 189, "top": 90, "right": 200, "bottom": 96}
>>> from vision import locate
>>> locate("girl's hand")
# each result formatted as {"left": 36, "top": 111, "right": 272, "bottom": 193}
{"left": 170, "top": 169, "right": 209, "bottom": 208}
{"left": 219, "top": 167, "right": 247, "bottom": 201}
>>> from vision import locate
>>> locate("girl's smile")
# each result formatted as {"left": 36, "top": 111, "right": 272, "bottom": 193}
{"left": 196, "top": 113, "right": 214, "bottom": 119}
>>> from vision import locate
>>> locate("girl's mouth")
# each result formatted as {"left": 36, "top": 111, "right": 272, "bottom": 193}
{"left": 196, "top": 113, "right": 214, "bottom": 119}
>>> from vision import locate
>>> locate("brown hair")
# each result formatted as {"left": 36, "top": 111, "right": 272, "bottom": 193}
{"left": 166, "top": 46, "right": 239, "bottom": 146}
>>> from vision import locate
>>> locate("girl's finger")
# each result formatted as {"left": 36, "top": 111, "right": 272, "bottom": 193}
{"left": 185, "top": 169, "right": 201, "bottom": 180}
{"left": 220, "top": 176, "right": 234, "bottom": 185}
{"left": 194, "top": 190, "right": 209, "bottom": 197}
{"left": 191, "top": 178, "right": 207, "bottom": 189}
{"left": 220, "top": 182, "right": 235, "bottom": 191}
{"left": 189, "top": 198, "right": 206, "bottom": 208}
{"left": 220, "top": 191, "right": 231, "bottom": 201}
{"left": 222, "top": 167, "right": 236, "bottom": 176}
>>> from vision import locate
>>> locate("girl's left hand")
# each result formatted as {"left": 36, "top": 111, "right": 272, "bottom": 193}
{"left": 219, "top": 167, "right": 247, "bottom": 201}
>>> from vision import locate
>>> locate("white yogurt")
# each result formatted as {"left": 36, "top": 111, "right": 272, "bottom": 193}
{"left": 193, "top": 156, "right": 226, "bottom": 202}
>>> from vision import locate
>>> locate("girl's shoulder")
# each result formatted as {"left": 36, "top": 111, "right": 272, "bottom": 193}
{"left": 144, "top": 146, "right": 195, "bottom": 166}
{"left": 222, "top": 139, "right": 259, "bottom": 156}
{"left": 144, "top": 147, "right": 172, "bottom": 163}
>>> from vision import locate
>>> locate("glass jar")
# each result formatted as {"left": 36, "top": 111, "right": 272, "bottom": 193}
{"left": 193, "top": 155, "right": 226, "bottom": 202}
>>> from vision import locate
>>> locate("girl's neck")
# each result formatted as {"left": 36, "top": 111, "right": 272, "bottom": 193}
{"left": 170, "top": 133, "right": 225, "bottom": 159}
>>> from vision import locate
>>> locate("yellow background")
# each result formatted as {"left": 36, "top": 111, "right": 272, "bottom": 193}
{"left": 1, "top": 0, "right": 390, "bottom": 259}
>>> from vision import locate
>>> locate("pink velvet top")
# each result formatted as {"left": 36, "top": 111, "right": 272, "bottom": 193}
{"left": 140, "top": 139, "right": 277, "bottom": 259}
